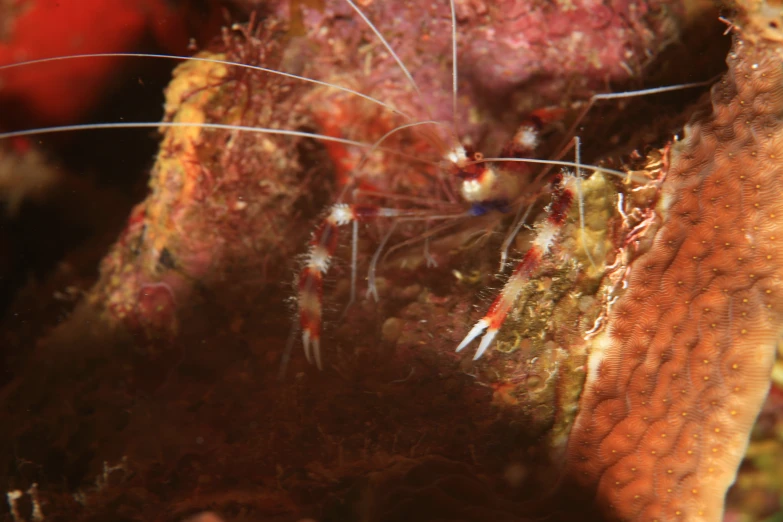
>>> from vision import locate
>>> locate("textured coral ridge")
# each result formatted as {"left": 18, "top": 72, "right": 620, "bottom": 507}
{"left": 73, "top": 22, "right": 339, "bottom": 375}
{"left": 564, "top": 6, "right": 783, "bottom": 521}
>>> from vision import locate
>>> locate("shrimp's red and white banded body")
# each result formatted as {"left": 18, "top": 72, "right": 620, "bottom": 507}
{"left": 294, "top": 142, "right": 525, "bottom": 369}
{"left": 293, "top": 111, "right": 554, "bottom": 368}
{"left": 293, "top": 112, "right": 597, "bottom": 368}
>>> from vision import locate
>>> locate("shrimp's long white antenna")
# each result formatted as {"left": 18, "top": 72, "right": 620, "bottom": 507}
{"left": 574, "top": 136, "right": 596, "bottom": 268}
{"left": 499, "top": 204, "right": 533, "bottom": 271}
{"left": 588, "top": 81, "right": 716, "bottom": 101}
{"left": 365, "top": 120, "right": 447, "bottom": 159}
{"left": 343, "top": 0, "right": 424, "bottom": 102}
{"left": 329, "top": 118, "right": 454, "bottom": 208}
{"left": 367, "top": 221, "right": 398, "bottom": 302}
{"left": 473, "top": 157, "right": 638, "bottom": 183}
{"left": 343, "top": 0, "right": 464, "bottom": 146}
{"left": 0, "top": 122, "right": 439, "bottom": 166}
{"left": 449, "top": 0, "right": 459, "bottom": 132}
{"left": 545, "top": 78, "right": 718, "bottom": 179}
{"left": 0, "top": 53, "right": 411, "bottom": 119}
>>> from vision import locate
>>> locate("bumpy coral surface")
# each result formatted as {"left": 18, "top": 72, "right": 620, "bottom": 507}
{"left": 563, "top": 4, "right": 783, "bottom": 520}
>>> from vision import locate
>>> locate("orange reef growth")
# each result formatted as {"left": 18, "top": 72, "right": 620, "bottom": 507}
{"left": 563, "top": 3, "right": 783, "bottom": 520}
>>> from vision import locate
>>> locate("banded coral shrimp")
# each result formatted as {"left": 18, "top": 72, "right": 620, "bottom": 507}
{"left": 0, "top": 1, "right": 733, "bottom": 518}
{"left": 0, "top": 2, "right": 710, "bottom": 376}
{"left": 0, "top": 0, "right": 696, "bottom": 351}
{"left": 0, "top": 0, "right": 728, "bottom": 387}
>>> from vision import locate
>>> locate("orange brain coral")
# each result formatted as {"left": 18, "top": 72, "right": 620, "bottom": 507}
{"left": 563, "top": 7, "right": 783, "bottom": 522}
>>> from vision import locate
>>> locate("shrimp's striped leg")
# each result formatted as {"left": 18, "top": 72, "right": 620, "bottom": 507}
{"left": 457, "top": 175, "right": 576, "bottom": 359}
{"left": 298, "top": 203, "right": 400, "bottom": 369}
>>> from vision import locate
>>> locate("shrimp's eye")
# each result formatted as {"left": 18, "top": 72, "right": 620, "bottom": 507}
{"left": 456, "top": 164, "right": 483, "bottom": 181}
{"left": 473, "top": 151, "right": 484, "bottom": 161}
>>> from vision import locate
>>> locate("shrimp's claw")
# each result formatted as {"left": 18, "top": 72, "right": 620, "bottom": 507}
{"left": 456, "top": 177, "right": 575, "bottom": 360}
{"left": 456, "top": 319, "right": 490, "bottom": 355}
{"left": 473, "top": 328, "right": 499, "bottom": 360}
{"left": 298, "top": 269, "right": 324, "bottom": 370}
{"left": 296, "top": 203, "right": 393, "bottom": 370}
{"left": 455, "top": 248, "right": 541, "bottom": 360}
{"left": 455, "top": 312, "right": 502, "bottom": 360}
{"left": 302, "top": 330, "right": 311, "bottom": 364}
{"left": 298, "top": 215, "right": 335, "bottom": 370}
{"left": 302, "top": 329, "right": 322, "bottom": 371}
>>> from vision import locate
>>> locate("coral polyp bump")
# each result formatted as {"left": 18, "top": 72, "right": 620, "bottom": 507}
{"left": 0, "top": 0, "right": 781, "bottom": 521}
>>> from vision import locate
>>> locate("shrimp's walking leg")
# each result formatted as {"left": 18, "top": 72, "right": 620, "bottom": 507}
{"left": 297, "top": 203, "right": 400, "bottom": 369}
{"left": 456, "top": 175, "right": 576, "bottom": 359}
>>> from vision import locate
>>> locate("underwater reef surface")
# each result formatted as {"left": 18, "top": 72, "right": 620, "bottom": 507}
{"left": 0, "top": 0, "right": 781, "bottom": 521}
